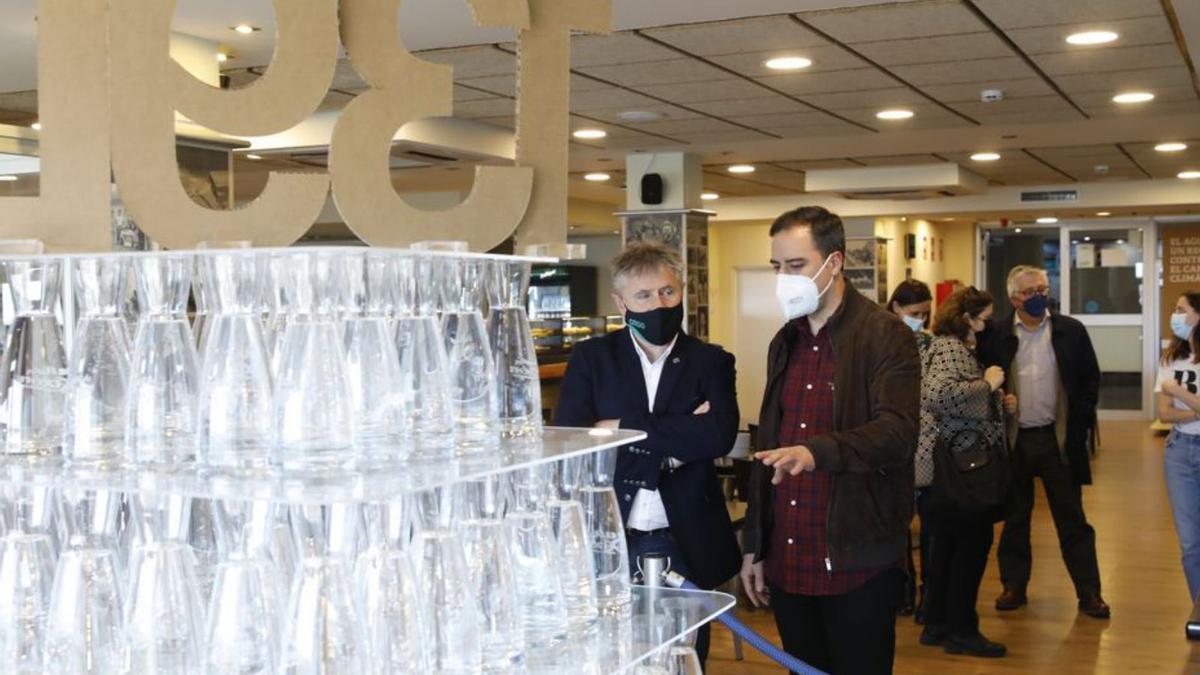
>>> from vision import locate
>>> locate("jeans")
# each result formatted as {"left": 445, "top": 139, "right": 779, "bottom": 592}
{"left": 626, "top": 529, "right": 711, "bottom": 668}
{"left": 1165, "top": 429, "right": 1200, "bottom": 601}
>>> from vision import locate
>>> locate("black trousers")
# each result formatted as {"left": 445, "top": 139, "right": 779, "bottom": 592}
{"left": 905, "top": 488, "right": 932, "bottom": 608}
{"left": 998, "top": 426, "right": 1102, "bottom": 598}
{"left": 770, "top": 568, "right": 903, "bottom": 675}
{"left": 919, "top": 491, "right": 994, "bottom": 635}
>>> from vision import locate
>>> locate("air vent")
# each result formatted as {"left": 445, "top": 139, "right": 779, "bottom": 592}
{"left": 1020, "top": 190, "right": 1079, "bottom": 203}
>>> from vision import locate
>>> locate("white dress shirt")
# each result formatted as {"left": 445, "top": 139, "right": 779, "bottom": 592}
{"left": 1014, "top": 311, "right": 1059, "bottom": 428}
{"left": 626, "top": 331, "right": 677, "bottom": 531}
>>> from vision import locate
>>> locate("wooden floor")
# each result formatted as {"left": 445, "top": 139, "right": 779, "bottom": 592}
{"left": 707, "top": 421, "right": 1200, "bottom": 674}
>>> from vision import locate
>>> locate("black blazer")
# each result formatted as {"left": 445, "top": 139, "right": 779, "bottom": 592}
{"left": 554, "top": 329, "right": 742, "bottom": 589}
{"left": 977, "top": 311, "right": 1100, "bottom": 485}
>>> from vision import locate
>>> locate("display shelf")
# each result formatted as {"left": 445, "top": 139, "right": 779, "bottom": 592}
{"left": 0, "top": 427, "right": 645, "bottom": 504}
{"left": 613, "top": 587, "right": 736, "bottom": 674}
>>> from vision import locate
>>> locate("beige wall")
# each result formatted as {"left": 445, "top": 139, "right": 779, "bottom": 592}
{"left": 874, "top": 218, "right": 976, "bottom": 308}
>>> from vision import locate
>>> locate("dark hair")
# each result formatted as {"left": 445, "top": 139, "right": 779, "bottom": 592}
{"left": 1163, "top": 291, "right": 1200, "bottom": 365}
{"left": 888, "top": 279, "right": 932, "bottom": 313}
{"left": 934, "top": 287, "right": 993, "bottom": 342}
{"left": 768, "top": 206, "right": 846, "bottom": 258}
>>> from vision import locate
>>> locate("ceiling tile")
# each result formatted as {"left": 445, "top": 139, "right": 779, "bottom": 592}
{"left": 949, "top": 95, "right": 1080, "bottom": 117}
{"left": 572, "top": 103, "right": 705, "bottom": 124}
{"left": 775, "top": 159, "right": 865, "bottom": 171}
{"left": 1006, "top": 15, "right": 1176, "bottom": 55}
{"left": 453, "top": 97, "right": 516, "bottom": 119}
{"left": 801, "top": 0, "right": 986, "bottom": 43}
{"left": 1053, "top": 66, "right": 1195, "bottom": 94}
{"left": 330, "top": 62, "right": 366, "bottom": 91}
{"left": 629, "top": 117, "right": 757, "bottom": 135}
{"left": 1084, "top": 98, "right": 1200, "bottom": 118}
{"left": 1035, "top": 43, "right": 1185, "bottom": 76}
{"left": 854, "top": 154, "right": 946, "bottom": 166}
{"left": 458, "top": 74, "right": 514, "bottom": 97}
{"left": 454, "top": 84, "right": 500, "bottom": 102}
{"left": 570, "top": 74, "right": 614, "bottom": 93}
{"left": 802, "top": 87, "right": 927, "bottom": 110}
{"left": 919, "top": 78, "right": 1057, "bottom": 102}
{"left": 648, "top": 79, "right": 773, "bottom": 104}
{"left": 851, "top": 32, "right": 1011, "bottom": 67}
{"left": 420, "top": 46, "right": 513, "bottom": 79}
{"left": 1071, "top": 84, "right": 1199, "bottom": 107}
{"left": 706, "top": 45, "right": 870, "bottom": 77}
{"left": 972, "top": 0, "right": 1162, "bottom": 30}
{"left": 890, "top": 57, "right": 1036, "bottom": 86}
{"left": 769, "top": 123, "right": 877, "bottom": 138}
{"left": 729, "top": 111, "right": 835, "bottom": 129}
{"left": 756, "top": 68, "right": 899, "bottom": 96}
{"left": 964, "top": 108, "right": 1085, "bottom": 125}
{"left": 689, "top": 96, "right": 811, "bottom": 117}
{"left": 570, "top": 87, "right": 663, "bottom": 112}
{"left": 571, "top": 33, "right": 679, "bottom": 68}
{"left": 474, "top": 116, "right": 515, "bottom": 130}
{"left": 576, "top": 59, "right": 727, "bottom": 87}
{"left": 643, "top": 15, "right": 828, "bottom": 57}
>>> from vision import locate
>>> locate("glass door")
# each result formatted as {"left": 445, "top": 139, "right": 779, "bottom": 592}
{"left": 1059, "top": 220, "right": 1156, "bottom": 418}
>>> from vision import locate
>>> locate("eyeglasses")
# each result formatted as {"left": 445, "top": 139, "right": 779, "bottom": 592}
{"left": 1013, "top": 286, "right": 1050, "bottom": 298}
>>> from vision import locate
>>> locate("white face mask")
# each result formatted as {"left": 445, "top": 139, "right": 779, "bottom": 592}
{"left": 776, "top": 255, "right": 834, "bottom": 320}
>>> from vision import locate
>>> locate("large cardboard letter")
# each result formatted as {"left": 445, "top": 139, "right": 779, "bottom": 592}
{"left": 331, "top": 0, "right": 533, "bottom": 251}
{"left": 109, "top": 0, "right": 336, "bottom": 249}
{"left": 0, "top": 0, "right": 112, "bottom": 252}
{"left": 513, "top": 0, "right": 611, "bottom": 253}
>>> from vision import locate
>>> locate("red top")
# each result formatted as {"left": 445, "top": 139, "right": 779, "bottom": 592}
{"left": 764, "top": 319, "right": 889, "bottom": 595}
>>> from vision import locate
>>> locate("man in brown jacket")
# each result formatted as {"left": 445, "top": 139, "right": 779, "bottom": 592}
{"left": 740, "top": 206, "right": 920, "bottom": 674}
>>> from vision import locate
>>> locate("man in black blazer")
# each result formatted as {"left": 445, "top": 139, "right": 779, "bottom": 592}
{"left": 555, "top": 241, "right": 741, "bottom": 666}
{"left": 977, "top": 264, "right": 1109, "bottom": 619}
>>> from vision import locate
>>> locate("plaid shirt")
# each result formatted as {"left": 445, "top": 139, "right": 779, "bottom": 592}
{"left": 764, "top": 319, "right": 888, "bottom": 595}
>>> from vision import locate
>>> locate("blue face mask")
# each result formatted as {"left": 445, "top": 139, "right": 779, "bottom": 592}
{"left": 1022, "top": 293, "right": 1049, "bottom": 318}
{"left": 900, "top": 314, "right": 925, "bottom": 333}
{"left": 1172, "top": 313, "right": 1195, "bottom": 341}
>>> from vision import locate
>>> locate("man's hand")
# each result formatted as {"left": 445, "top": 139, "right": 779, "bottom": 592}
{"left": 692, "top": 401, "right": 710, "bottom": 415}
{"left": 754, "top": 445, "right": 816, "bottom": 484}
{"left": 739, "top": 553, "right": 770, "bottom": 607}
{"left": 594, "top": 419, "right": 620, "bottom": 430}
{"left": 1003, "top": 392, "right": 1018, "bottom": 415}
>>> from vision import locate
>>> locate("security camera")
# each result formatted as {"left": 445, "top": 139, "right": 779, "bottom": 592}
{"left": 980, "top": 89, "right": 1004, "bottom": 103}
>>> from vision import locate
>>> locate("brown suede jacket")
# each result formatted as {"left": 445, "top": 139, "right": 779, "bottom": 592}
{"left": 742, "top": 285, "right": 920, "bottom": 573}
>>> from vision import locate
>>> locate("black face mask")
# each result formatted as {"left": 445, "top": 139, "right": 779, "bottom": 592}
{"left": 625, "top": 304, "right": 684, "bottom": 346}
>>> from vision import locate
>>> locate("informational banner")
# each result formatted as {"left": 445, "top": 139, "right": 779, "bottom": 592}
{"left": 1161, "top": 224, "right": 1200, "bottom": 339}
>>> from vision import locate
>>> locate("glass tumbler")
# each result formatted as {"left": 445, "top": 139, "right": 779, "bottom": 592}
{"left": 127, "top": 254, "right": 201, "bottom": 467}
{"left": 393, "top": 256, "right": 453, "bottom": 462}
{"left": 414, "top": 529, "right": 481, "bottom": 674}
{"left": 459, "top": 517, "right": 524, "bottom": 672}
{"left": 547, "top": 499, "right": 599, "bottom": 632}
{"left": 0, "top": 528, "right": 56, "bottom": 671}
{"left": 486, "top": 260, "right": 542, "bottom": 440}
{"left": 356, "top": 505, "right": 430, "bottom": 675}
{"left": 0, "top": 257, "right": 68, "bottom": 456}
{"left": 65, "top": 256, "right": 131, "bottom": 469}
{"left": 579, "top": 485, "right": 632, "bottom": 614}
{"left": 199, "top": 251, "right": 274, "bottom": 470}
{"left": 272, "top": 250, "right": 355, "bottom": 470}
{"left": 505, "top": 509, "right": 569, "bottom": 652}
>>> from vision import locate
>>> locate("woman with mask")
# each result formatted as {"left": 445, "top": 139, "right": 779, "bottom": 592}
{"left": 888, "top": 279, "right": 934, "bottom": 619}
{"left": 916, "top": 287, "right": 1014, "bottom": 658}
{"left": 1157, "top": 291, "right": 1200, "bottom": 602}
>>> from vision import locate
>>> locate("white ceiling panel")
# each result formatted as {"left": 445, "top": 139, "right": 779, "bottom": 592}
{"left": 1005, "top": 15, "right": 1176, "bottom": 55}
{"left": 949, "top": 95, "right": 1079, "bottom": 117}
{"left": 802, "top": 87, "right": 927, "bottom": 110}
{"left": 730, "top": 111, "right": 836, "bottom": 129}
{"left": 962, "top": 108, "right": 1085, "bottom": 126}
{"left": 570, "top": 33, "right": 681, "bottom": 68}
{"left": 574, "top": 103, "right": 706, "bottom": 123}
{"left": 1072, "top": 84, "right": 1199, "bottom": 107}
{"left": 570, "top": 87, "right": 665, "bottom": 112}
{"left": 890, "top": 57, "right": 1036, "bottom": 86}
{"left": 420, "top": 46, "right": 513, "bottom": 79}
{"left": 576, "top": 59, "right": 727, "bottom": 87}
{"left": 452, "top": 97, "right": 516, "bottom": 119}
{"left": 688, "top": 96, "right": 812, "bottom": 116}
{"left": 1053, "top": 66, "right": 1196, "bottom": 94}
{"left": 643, "top": 15, "right": 828, "bottom": 56}
{"left": 628, "top": 117, "right": 758, "bottom": 135}
{"left": 833, "top": 104, "right": 971, "bottom": 129}
{"left": 457, "top": 75, "right": 515, "bottom": 97}
{"left": 919, "top": 78, "right": 1058, "bottom": 102}
{"left": 1084, "top": 98, "right": 1200, "bottom": 118}
{"left": 1034, "top": 43, "right": 1185, "bottom": 77}
{"left": 850, "top": 32, "right": 1011, "bottom": 67}
{"left": 453, "top": 84, "right": 500, "bottom": 102}
{"left": 756, "top": 68, "right": 899, "bottom": 96}
{"left": 648, "top": 79, "right": 775, "bottom": 103}
{"left": 769, "top": 122, "right": 877, "bottom": 138}
{"left": 972, "top": 0, "right": 1162, "bottom": 30}
{"left": 801, "top": 0, "right": 986, "bottom": 43}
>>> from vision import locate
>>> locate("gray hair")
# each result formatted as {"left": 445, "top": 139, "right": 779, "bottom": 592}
{"left": 611, "top": 240, "right": 684, "bottom": 293}
{"left": 1006, "top": 265, "right": 1047, "bottom": 297}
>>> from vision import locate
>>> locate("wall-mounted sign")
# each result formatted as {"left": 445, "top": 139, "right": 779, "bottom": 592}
{"left": 1162, "top": 225, "right": 1200, "bottom": 337}
{"left": 0, "top": 0, "right": 611, "bottom": 252}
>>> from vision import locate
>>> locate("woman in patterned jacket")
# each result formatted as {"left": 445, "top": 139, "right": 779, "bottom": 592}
{"left": 916, "top": 287, "right": 1017, "bottom": 659}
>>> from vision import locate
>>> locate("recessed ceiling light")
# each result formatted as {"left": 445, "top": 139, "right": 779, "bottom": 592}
{"left": 30, "top": 122, "right": 41, "bottom": 131}
{"left": 617, "top": 110, "right": 665, "bottom": 122}
{"left": 1014, "top": 228, "right": 1023, "bottom": 233}
{"left": 1037, "top": 217, "right": 1058, "bottom": 224}
{"left": 1084, "top": 236, "right": 1091, "bottom": 241}
{"left": 572, "top": 129, "right": 607, "bottom": 140}
{"left": 216, "top": 52, "right": 230, "bottom": 63}
{"left": 1066, "top": 30, "right": 1118, "bottom": 45}
{"left": 764, "top": 56, "right": 813, "bottom": 71}
{"left": 1180, "top": 170, "right": 1200, "bottom": 180}
{"left": 232, "top": 24, "right": 260, "bottom": 34}
{"left": 246, "top": 153, "right": 262, "bottom": 160}
{"left": 701, "top": 192, "right": 719, "bottom": 201}
{"left": 0, "top": 175, "right": 17, "bottom": 182}
{"left": 970, "top": 152, "right": 1001, "bottom": 162}
{"left": 1156, "top": 142, "right": 1188, "bottom": 152}
{"left": 727, "top": 164, "right": 756, "bottom": 174}
{"left": 584, "top": 172, "right": 611, "bottom": 182}
{"left": 1096, "top": 211, "right": 1111, "bottom": 217}
{"left": 1112, "top": 91, "right": 1154, "bottom": 104}
{"left": 876, "top": 109, "right": 914, "bottom": 120}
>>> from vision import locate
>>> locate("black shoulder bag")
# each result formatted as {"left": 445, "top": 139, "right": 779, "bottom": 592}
{"left": 931, "top": 396, "right": 1011, "bottom": 520}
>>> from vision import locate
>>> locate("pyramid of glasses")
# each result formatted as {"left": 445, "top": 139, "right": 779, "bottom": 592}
{"left": 0, "top": 246, "right": 732, "bottom": 674}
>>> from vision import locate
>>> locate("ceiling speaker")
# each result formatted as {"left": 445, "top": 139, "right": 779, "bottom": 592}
{"left": 640, "top": 173, "right": 664, "bottom": 205}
